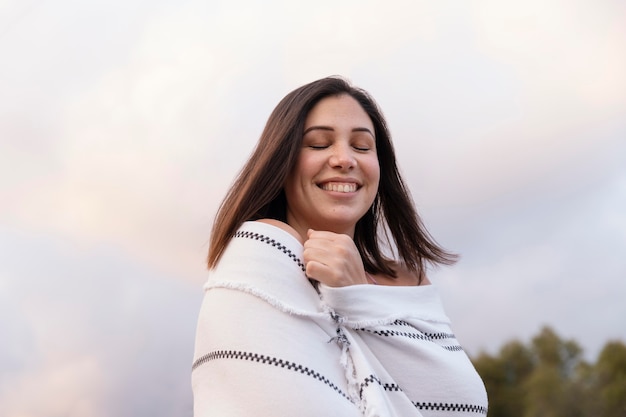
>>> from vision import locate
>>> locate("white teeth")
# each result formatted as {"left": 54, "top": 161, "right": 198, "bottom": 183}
{"left": 321, "top": 183, "right": 357, "bottom": 193}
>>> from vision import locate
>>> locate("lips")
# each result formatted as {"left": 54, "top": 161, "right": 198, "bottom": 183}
{"left": 319, "top": 182, "right": 359, "bottom": 193}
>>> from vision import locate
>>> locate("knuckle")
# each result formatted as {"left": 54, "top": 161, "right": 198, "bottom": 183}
{"left": 334, "top": 244, "right": 347, "bottom": 254}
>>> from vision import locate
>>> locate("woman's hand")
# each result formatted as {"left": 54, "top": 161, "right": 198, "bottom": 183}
{"left": 303, "top": 229, "right": 368, "bottom": 287}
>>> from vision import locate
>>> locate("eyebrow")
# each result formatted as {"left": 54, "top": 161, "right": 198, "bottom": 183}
{"left": 303, "top": 125, "right": 375, "bottom": 137}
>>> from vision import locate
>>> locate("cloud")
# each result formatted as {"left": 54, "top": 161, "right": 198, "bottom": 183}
{"left": 1, "top": 355, "right": 106, "bottom": 417}
{"left": 433, "top": 172, "right": 626, "bottom": 359}
{"left": 4, "top": 0, "right": 622, "bottom": 285}
{"left": 0, "top": 228, "right": 199, "bottom": 417}
{"left": 1, "top": 1, "right": 625, "bottom": 415}
{"left": 474, "top": 0, "right": 626, "bottom": 106}
{"left": 2, "top": 1, "right": 263, "bottom": 282}
{"left": 333, "top": 0, "right": 626, "bottom": 212}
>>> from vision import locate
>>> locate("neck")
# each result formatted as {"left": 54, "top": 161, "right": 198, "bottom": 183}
{"left": 286, "top": 215, "right": 355, "bottom": 239}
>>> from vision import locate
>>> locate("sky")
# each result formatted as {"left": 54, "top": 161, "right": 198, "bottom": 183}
{"left": 1, "top": 0, "right": 625, "bottom": 416}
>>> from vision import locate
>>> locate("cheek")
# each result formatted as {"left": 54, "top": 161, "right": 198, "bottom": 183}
{"left": 284, "top": 159, "right": 309, "bottom": 202}
{"left": 295, "top": 154, "right": 323, "bottom": 182}
{"left": 367, "top": 157, "right": 381, "bottom": 184}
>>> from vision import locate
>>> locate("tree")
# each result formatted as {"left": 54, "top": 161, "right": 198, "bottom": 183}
{"left": 473, "top": 340, "right": 533, "bottom": 417}
{"left": 522, "top": 326, "right": 584, "bottom": 417}
{"left": 593, "top": 340, "right": 626, "bottom": 417}
{"left": 470, "top": 326, "right": 617, "bottom": 417}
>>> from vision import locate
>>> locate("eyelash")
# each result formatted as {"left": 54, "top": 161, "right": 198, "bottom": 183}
{"left": 308, "top": 145, "right": 371, "bottom": 151}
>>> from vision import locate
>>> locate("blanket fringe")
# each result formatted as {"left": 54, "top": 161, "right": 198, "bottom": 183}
{"left": 205, "top": 281, "right": 329, "bottom": 320}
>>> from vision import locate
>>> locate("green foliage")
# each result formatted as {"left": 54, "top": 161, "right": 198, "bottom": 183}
{"left": 472, "top": 326, "right": 626, "bottom": 417}
{"left": 595, "top": 341, "right": 626, "bottom": 417}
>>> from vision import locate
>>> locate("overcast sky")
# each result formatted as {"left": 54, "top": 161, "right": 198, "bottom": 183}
{"left": 1, "top": 1, "right": 625, "bottom": 416}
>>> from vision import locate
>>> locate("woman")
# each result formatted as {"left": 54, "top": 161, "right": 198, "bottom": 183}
{"left": 192, "top": 76, "right": 488, "bottom": 416}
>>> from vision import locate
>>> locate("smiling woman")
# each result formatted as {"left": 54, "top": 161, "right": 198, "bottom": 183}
{"left": 284, "top": 94, "right": 380, "bottom": 244}
{"left": 192, "top": 76, "right": 488, "bottom": 416}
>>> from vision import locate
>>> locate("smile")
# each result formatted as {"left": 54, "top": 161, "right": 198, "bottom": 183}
{"left": 319, "top": 182, "right": 358, "bottom": 193}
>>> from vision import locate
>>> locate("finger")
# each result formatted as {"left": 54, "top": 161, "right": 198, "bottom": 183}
{"left": 305, "top": 260, "right": 326, "bottom": 281}
{"left": 304, "top": 243, "right": 354, "bottom": 269}
{"left": 305, "top": 261, "right": 343, "bottom": 287}
{"left": 303, "top": 238, "right": 338, "bottom": 254}
{"left": 308, "top": 229, "right": 350, "bottom": 241}
{"left": 302, "top": 246, "right": 331, "bottom": 266}
{"left": 305, "top": 232, "right": 355, "bottom": 251}
{"left": 305, "top": 240, "right": 354, "bottom": 263}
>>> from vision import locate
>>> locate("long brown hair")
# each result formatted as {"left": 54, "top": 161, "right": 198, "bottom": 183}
{"left": 208, "top": 76, "right": 456, "bottom": 281}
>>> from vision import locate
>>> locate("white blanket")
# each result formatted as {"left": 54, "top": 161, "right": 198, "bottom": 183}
{"left": 192, "top": 221, "right": 488, "bottom": 416}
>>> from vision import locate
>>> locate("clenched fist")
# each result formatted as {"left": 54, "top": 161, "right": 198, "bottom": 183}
{"left": 303, "top": 229, "right": 369, "bottom": 287}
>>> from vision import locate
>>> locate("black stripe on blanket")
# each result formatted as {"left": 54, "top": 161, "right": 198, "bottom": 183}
{"left": 360, "top": 375, "right": 487, "bottom": 415}
{"left": 192, "top": 350, "right": 353, "bottom": 403}
{"left": 360, "top": 374, "right": 402, "bottom": 397}
{"left": 391, "top": 320, "right": 457, "bottom": 341}
{"left": 414, "top": 401, "right": 488, "bottom": 414}
{"left": 356, "top": 328, "right": 464, "bottom": 352}
{"left": 234, "top": 230, "right": 306, "bottom": 272}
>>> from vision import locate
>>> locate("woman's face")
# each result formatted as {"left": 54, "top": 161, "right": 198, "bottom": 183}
{"left": 284, "top": 94, "right": 380, "bottom": 238}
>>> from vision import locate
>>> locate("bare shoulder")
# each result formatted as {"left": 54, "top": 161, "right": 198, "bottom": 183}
{"left": 255, "top": 219, "right": 304, "bottom": 244}
{"left": 396, "top": 261, "right": 432, "bottom": 286}
{"left": 373, "top": 261, "right": 431, "bottom": 286}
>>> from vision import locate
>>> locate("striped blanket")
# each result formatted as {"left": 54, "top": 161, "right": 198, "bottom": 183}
{"left": 192, "top": 221, "right": 488, "bottom": 416}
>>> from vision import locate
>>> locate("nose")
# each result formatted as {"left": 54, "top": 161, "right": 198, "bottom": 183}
{"left": 329, "top": 143, "right": 356, "bottom": 170}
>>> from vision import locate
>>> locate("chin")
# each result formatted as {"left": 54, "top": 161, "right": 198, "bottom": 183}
{"left": 318, "top": 217, "right": 362, "bottom": 232}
